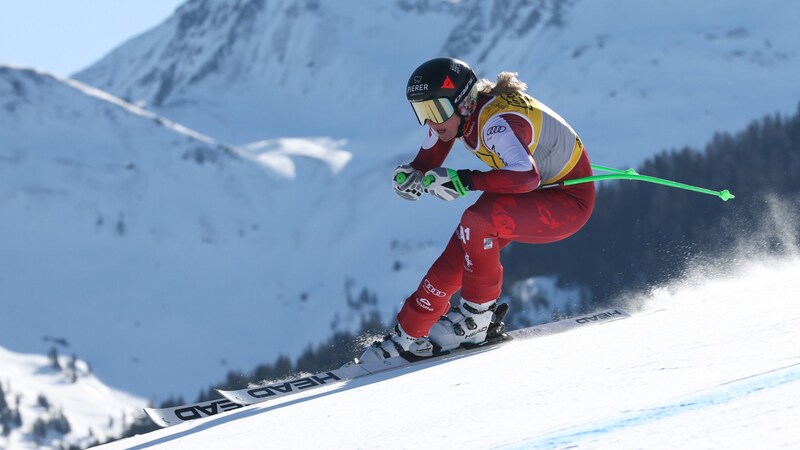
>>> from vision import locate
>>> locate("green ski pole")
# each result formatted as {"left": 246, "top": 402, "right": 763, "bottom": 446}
{"left": 539, "top": 164, "right": 735, "bottom": 201}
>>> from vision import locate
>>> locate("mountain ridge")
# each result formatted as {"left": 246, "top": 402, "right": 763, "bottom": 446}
{"left": 74, "top": 0, "right": 800, "bottom": 164}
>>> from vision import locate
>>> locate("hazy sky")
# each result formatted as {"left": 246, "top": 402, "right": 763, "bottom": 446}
{"left": 0, "top": 0, "right": 186, "bottom": 76}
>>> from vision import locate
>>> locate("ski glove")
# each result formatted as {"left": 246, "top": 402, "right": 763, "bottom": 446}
{"left": 423, "top": 168, "right": 474, "bottom": 201}
{"left": 392, "top": 165, "right": 424, "bottom": 201}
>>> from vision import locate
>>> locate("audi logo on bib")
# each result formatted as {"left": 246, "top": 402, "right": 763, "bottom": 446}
{"left": 486, "top": 125, "right": 507, "bottom": 135}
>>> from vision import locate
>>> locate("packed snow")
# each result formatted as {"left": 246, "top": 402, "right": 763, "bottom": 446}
{"left": 99, "top": 256, "right": 800, "bottom": 449}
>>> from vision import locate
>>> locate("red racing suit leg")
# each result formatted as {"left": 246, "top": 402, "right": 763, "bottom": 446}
{"left": 397, "top": 151, "right": 596, "bottom": 338}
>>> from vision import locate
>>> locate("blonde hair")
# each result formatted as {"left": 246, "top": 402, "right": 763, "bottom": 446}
{"left": 477, "top": 71, "right": 528, "bottom": 96}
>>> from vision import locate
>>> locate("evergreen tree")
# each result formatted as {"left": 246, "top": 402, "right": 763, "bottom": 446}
{"left": 65, "top": 354, "right": 78, "bottom": 383}
{"left": 48, "top": 346, "right": 61, "bottom": 371}
{"left": 0, "top": 384, "right": 7, "bottom": 411}
{"left": 49, "top": 409, "right": 71, "bottom": 435}
{"left": 37, "top": 394, "right": 51, "bottom": 411}
{"left": 0, "top": 384, "right": 9, "bottom": 437}
{"left": 32, "top": 418, "right": 47, "bottom": 442}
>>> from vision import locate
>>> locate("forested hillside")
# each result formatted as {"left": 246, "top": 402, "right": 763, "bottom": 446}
{"left": 504, "top": 103, "right": 800, "bottom": 303}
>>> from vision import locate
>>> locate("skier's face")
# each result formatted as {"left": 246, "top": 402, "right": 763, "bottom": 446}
{"left": 426, "top": 113, "right": 461, "bottom": 142}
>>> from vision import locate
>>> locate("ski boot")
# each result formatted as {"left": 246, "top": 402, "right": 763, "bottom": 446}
{"left": 428, "top": 299, "right": 509, "bottom": 352}
{"left": 358, "top": 324, "right": 434, "bottom": 364}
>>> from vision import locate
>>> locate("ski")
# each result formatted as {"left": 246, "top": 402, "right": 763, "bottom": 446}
{"left": 143, "top": 397, "right": 246, "bottom": 428}
{"left": 216, "top": 332, "right": 515, "bottom": 407}
{"left": 144, "top": 308, "right": 629, "bottom": 427}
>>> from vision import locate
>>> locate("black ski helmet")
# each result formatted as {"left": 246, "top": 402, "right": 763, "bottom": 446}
{"left": 406, "top": 57, "right": 478, "bottom": 125}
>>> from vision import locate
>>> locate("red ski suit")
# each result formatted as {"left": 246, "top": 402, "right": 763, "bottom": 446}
{"left": 397, "top": 92, "right": 596, "bottom": 338}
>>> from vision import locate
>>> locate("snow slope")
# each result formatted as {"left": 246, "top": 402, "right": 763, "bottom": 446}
{"left": 99, "top": 256, "right": 800, "bottom": 449}
{"left": 0, "top": 346, "right": 145, "bottom": 449}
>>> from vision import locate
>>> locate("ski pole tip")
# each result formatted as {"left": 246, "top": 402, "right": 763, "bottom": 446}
{"left": 719, "top": 189, "right": 735, "bottom": 201}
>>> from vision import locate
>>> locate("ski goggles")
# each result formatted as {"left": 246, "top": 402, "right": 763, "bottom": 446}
{"left": 409, "top": 97, "right": 455, "bottom": 125}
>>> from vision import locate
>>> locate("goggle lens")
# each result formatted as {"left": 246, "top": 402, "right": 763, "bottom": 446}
{"left": 409, "top": 98, "right": 455, "bottom": 125}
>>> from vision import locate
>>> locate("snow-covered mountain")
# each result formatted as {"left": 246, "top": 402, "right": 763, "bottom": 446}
{"left": 98, "top": 256, "right": 800, "bottom": 449}
{"left": 2, "top": 0, "right": 799, "bottom": 417}
{"left": 0, "top": 64, "right": 413, "bottom": 400}
{"left": 75, "top": 0, "right": 800, "bottom": 166}
{"left": 0, "top": 345, "right": 144, "bottom": 449}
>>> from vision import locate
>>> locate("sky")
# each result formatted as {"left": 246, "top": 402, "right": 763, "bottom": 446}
{"left": 0, "top": 0, "right": 185, "bottom": 76}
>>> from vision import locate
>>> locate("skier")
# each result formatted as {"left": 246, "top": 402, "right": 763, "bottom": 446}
{"left": 359, "top": 57, "right": 596, "bottom": 363}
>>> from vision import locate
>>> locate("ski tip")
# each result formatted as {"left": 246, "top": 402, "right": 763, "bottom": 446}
{"left": 143, "top": 407, "right": 172, "bottom": 428}
{"left": 215, "top": 388, "right": 241, "bottom": 404}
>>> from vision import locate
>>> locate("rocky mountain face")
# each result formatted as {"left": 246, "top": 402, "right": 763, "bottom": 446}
{"left": 74, "top": 0, "right": 800, "bottom": 165}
